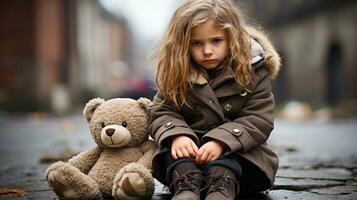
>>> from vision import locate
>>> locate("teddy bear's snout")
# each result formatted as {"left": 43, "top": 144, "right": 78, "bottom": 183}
{"left": 101, "top": 124, "right": 132, "bottom": 147}
{"left": 106, "top": 128, "right": 115, "bottom": 137}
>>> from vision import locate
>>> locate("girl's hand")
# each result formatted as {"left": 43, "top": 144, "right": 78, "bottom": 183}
{"left": 171, "top": 135, "right": 199, "bottom": 160}
{"left": 195, "top": 140, "right": 226, "bottom": 165}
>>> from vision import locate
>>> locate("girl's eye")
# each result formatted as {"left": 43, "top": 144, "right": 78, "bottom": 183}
{"left": 122, "top": 122, "right": 128, "bottom": 127}
{"left": 213, "top": 38, "right": 222, "bottom": 44}
{"left": 101, "top": 122, "right": 105, "bottom": 128}
{"left": 191, "top": 41, "right": 200, "bottom": 46}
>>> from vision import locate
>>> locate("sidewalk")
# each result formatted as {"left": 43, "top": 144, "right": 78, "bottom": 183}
{"left": 0, "top": 114, "right": 356, "bottom": 199}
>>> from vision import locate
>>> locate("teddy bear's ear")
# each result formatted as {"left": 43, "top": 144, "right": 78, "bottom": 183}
{"left": 83, "top": 98, "right": 105, "bottom": 122}
{"left": 137, "top": 97, "right": 152, "bottom": 112}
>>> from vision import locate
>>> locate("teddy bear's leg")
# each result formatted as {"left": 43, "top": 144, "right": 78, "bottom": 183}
{"left": 45, "top": 161, "right": 102, "bottom": 200}
{"left": 112, "top": 163, "right": 155, "bottom": 200}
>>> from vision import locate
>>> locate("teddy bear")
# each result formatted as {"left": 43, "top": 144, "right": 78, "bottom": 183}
{"left": 45, "top": 97, "right": 157, "bottom": 200}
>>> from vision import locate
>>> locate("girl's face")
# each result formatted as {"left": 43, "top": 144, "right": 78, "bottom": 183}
{"left": 190, "top": 20, "right": 228, "bottom": 70}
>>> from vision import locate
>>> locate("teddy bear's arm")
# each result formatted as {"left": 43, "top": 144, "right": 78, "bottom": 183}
{"left": 68, "top": 146, "right": 103, "bottom": 173}
{"left": 137, "top": 140, "right": 156, "bottom": 168}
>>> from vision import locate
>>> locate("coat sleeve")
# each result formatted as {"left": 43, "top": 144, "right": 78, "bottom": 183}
{"left": 202, "top": 69, "right": 274, "bottom": 153}
{"left": 148, "top": 92, "right": 198, "bottom": 147}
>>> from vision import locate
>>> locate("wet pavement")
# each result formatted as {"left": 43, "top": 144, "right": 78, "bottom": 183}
{"left": 0, "top": 113, "right": 357, "bottom": 199}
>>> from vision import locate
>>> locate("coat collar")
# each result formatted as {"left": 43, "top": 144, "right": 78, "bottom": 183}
{"left": 189, "top": 68, "right": 208, "bottom": 85}
{"left": 189, "top": 62, "right": 265, "bottom": 93}
{"left": 189, "top": 65, "right": 235, "bottom": 84}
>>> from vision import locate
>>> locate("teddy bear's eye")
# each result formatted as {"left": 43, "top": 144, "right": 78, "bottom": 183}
{"left": 121, "top": 122, "right": 127, "bottom": 127}
{"left": 101, "top": 122, "right": 105, "bottom": 128}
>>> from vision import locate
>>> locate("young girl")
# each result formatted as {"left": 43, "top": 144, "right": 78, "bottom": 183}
{"left": 149, "top": 0, "right": 280, "bottom": 199}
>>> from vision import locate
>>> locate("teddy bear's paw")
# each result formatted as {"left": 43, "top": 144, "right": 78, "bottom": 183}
{"left": 45, "top": 161, "right": 66, "bottom": 176}
{"left": 47, "top": 170, "right": 79, "bottom": 199}
{"left": 113, "top": 172, "right": 151, "bottom": 200}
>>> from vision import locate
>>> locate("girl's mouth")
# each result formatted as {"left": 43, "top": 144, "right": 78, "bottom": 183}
{"left": 203, "top": 59, "right": 217, "bottom": 64}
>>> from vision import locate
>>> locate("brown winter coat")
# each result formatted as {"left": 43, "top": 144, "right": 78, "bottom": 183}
{"left": 148, "top": 28, "right": 281, "bottom": 187}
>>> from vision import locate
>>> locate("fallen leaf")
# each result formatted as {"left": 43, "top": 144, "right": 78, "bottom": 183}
{"left": 39, "top": 150, "right": 77, "bottom": 163}
{"left": 39, "top": 154, "right": 60, "bottom": 163}
{"left": 0, "top": 188, "right": 27, "bottom": 196}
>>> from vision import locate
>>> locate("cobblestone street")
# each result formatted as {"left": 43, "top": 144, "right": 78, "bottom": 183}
{"left": 0, "top": 114, "right": 357, "bottom": 199}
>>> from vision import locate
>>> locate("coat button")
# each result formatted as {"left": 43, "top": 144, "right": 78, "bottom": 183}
{"left": 165, "top": 122, "right": 173, "bottom": 127}
{"left": 233, "top": 129, "right": 240, "bottom": 133}
{"left": 209, "top": 100, "right": 213, "bottom": 104}
{"left": 240, "top": 91, "right": 247, "bottom": 96}
{"left": 224, "top": 104, "right": 232, "bottom": 111}
{"left": 194, "top": 104, "right": 201, "bottom": 112}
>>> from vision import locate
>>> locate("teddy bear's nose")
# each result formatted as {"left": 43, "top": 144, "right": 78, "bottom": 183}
{"left": 105, "top": 128, "right": 115, "bottom": 137}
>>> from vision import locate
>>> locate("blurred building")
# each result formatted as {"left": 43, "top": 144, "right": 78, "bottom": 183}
{"left": 238, "top": 0, "right": 357, "bottom": 115}
{"left": 0, "top": 0, "right": 132, "bottom": 113}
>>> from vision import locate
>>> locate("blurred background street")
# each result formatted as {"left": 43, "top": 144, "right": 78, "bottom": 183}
{"left": 1, "top": 0, "right": 357, "bottom": 199}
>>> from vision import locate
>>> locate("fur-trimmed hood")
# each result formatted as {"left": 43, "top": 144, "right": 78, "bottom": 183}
{"left": 247, "top": 26, "right": 281, "bottom": 79}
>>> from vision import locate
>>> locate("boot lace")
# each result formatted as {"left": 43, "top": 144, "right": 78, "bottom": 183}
{"left": 206, "top": 175, "right": 238, "bottom": 197}
{"left": 170, "top": 170, "right": 206, "bottom": 195}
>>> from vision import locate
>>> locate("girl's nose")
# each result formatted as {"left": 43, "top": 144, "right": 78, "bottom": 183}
{"left": 203, "top": 45, "right": 213, "bottom": 56}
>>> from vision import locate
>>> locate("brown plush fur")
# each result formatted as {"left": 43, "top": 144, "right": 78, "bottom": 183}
{"left": 45, "top": 98, "right": 156, "bottom": 200}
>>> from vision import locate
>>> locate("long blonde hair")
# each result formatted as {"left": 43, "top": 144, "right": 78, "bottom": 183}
{"left": 155, "top": 0, "right": 253, "bottom": 108}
